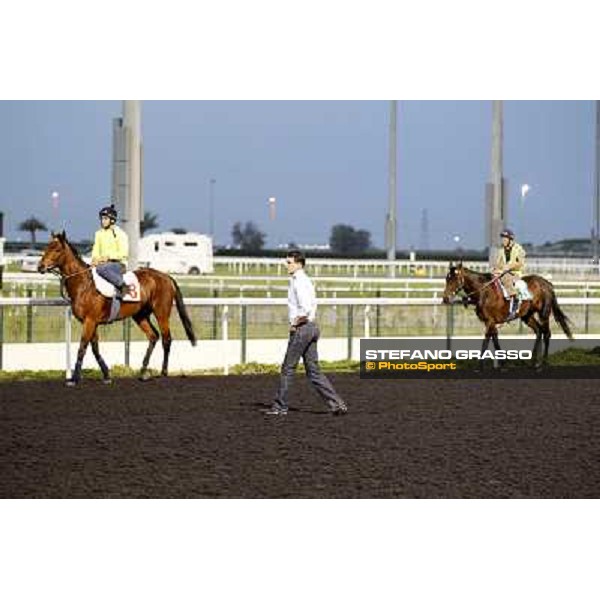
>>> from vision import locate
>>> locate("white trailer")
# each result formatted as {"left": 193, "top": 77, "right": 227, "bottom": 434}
{"left": 138, "top": 232, "right": 214, "bottom": 274}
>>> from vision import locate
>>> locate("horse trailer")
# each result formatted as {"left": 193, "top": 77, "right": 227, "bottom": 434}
{"left": 138, "top": 232, "right": 214, "bottom": 275}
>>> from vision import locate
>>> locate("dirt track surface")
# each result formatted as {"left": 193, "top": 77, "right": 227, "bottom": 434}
{"left": 1, "top": 373, "right": 599, "bottom": 498}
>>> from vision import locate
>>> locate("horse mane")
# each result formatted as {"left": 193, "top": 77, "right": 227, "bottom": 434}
{"left": 57, "top": 232, "right": 89, "bottom": 266}
{"left": 462, "top": 266, "right": 493, "bottom": 281}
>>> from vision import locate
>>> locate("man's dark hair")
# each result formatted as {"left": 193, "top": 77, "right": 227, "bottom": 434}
{"left": 287, "top": 250, "right": 306, "bottom": 266}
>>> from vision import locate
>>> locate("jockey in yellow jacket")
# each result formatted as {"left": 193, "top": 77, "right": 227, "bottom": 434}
{"left": 492, "top": 228, "right": 526, "bottom": 321}
{"left": 91, "top": 204, "right": 129, "bottom": 296}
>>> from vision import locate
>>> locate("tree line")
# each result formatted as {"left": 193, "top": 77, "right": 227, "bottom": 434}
{"left": 15, "top": 214, "right": 373, "bottom": 256}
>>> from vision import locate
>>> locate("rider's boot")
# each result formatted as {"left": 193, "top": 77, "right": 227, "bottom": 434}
{"left": 116, "top": 282, "right": 128, "bottom": 299}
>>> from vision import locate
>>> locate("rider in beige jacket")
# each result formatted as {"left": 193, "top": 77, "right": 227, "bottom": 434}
{"left": 493, "top": 228, "right": 526, "bottom": 321}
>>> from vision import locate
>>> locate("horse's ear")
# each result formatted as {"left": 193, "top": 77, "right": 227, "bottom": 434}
{"left": 61, "top": 229, "right": 66, "bottom": 239}
{"left": 457, "top": 260, "right": 463, "bottom": 268}
{"left": 449, "top": 261, "right": 454, "bottom": 269}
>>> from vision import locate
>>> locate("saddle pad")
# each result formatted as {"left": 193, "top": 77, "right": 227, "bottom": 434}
{"left": 515, "top": 279, "right": 533, "bottom": 301}
{"left": 92, "top": 269, "right": 141, "bottom": 302}
{"left": 497, "top": 280, "right": 510, "bottom": 300}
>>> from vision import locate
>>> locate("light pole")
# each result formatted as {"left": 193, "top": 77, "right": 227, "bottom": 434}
{"left": 519, "top": 183, "right": 530, "bottom": 243}
{"left": 51, "top": 191, "right": 59, "bottom": 229}
{"left": 209, "top": 178, "right": 216, "bottom": 240}
{"left": 453, "top": 234, "right": 463, "bottom": 259}
{"left": 386, "top": 100, "right": 398, "bottom": 277}
{"left": 268, "top": 197, "right": 276, "bottom": 248}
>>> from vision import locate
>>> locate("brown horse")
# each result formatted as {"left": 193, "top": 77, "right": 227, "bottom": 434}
{"left": 442, "top": 262, "right": 573, "bottom": 369}
{"left": 38, "top": 231, "right": 197, "bottom": 385}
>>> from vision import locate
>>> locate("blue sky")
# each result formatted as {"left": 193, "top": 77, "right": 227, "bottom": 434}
{"left": 0, "top": 100, "right": 595, "bottom": 249}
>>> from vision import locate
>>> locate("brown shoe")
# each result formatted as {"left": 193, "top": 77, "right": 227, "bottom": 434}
{"left": 330, "top": 403, "right": 348, "bottom": 416}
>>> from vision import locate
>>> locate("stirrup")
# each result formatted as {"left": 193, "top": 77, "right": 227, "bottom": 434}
{"left": 506, "top": 297, "right": 519, "bottom": 321}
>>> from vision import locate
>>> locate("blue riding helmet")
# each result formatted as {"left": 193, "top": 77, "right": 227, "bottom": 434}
{"left": 500, "top": 228, "right": 515, "bottom": 240}
{"left": 99, "top": 204, "right": 117, "bottom": 222}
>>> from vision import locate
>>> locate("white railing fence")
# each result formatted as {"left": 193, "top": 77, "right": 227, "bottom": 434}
{"left": 2, "top": 296, "right": 600, "bottom": 376}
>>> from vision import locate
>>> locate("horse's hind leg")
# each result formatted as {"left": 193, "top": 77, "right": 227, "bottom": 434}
{"left": 539, "top": 301, "right": 553, "bottom": 367}
{"left": 541, "top": 319, "right": 551, "bottom": 366}
{"left": 523, "top": 314, "right": 543, "bottom": 369}
{"left": 90, "top": 331, "right": 111, "bottom": 383}
{"left": 68, "top": 318, "right": 96, "bottom": 386}
{"left": 134, "top": 314, "right": 159, "bottom": 381}
{"left": 157, "top": 317, "right": 172, "bottom": 377}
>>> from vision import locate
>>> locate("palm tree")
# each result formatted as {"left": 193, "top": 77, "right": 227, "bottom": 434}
{"left": 140, "top": 211, "right": 159, "bottom": 236}
{"left": 18, "top": 216, "right": 47, "bottom": 245}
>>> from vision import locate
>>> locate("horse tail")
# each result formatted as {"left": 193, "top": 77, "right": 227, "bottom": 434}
{"left": 170, "top": 277, "right": 197, "bottom": 346}
{"left": 550, "top": 290, "right": 574, "bottom": 340}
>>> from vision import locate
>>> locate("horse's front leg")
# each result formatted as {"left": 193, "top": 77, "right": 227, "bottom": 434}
{"left": 477, "top": 326, "right": 493, "bottom": 371}
{"left": 491, "top": 328, "right": 506, "bottom": 370}
{"left": 67, "top": 318, "right": 96, "bottom": 386}
{"left": 90, "top": 330, "right": 111, "bottom": 384}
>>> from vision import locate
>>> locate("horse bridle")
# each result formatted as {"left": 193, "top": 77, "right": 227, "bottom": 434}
{"left": 449, "top": 268, "right": 505, "bottom": 303}
{"left": 44, "top": 264, "right": 93, "bottom": 301}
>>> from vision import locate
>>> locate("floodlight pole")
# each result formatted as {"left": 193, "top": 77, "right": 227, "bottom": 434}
{"left": 487, "top": 100, "right": 506, "bottom": 266}
{"left": 112, "top": 101, "right": 143, "bottom": 271}
{"left": 386, "top": 100, "right": 397, "bottom": 276}
{"left": 593, "top": 101, "right": 600, "bottom": 263}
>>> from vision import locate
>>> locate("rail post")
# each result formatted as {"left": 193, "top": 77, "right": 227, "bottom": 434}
{"left": 585, "top": 287, "right": 590, "bottom": 334}
{"left": 446, "top": 301, "right": 454, "bottom": 351}
{"left": 241, "top": 304, "right": 247, "bottom": 364}
{"left": 212, "top": 289, "right": 218, "bottom": 339}
{"left": 123, "top": 318, "right": 131, "bottom": 367}
{"left": 375, "top": 289, "right": 381, "bottom": 336}
{"left": 26, "top": 289, "right": 33, "bottom": 342}
{"left": 65, "top": 305, "right": 72, "bottom": 380}
{"left": 222, "top": 305, "right": 229, "bottom": 375}
{"left": 0, "top": 303, "right": 3, "bottom": 370}
{"left": 347, "top": 305, "right": 354, "bottom": 360}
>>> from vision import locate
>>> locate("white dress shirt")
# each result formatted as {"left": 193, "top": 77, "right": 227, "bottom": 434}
{"left": 288, "top": 268, "right": 317, "bottom": 325}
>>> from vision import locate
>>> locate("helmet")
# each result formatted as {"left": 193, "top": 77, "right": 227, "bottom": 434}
{"left": 99, "top": 204, "right": 117, "bottom": 222}
{"left": 500, "top": 228, "right": 515, "bottom": 240}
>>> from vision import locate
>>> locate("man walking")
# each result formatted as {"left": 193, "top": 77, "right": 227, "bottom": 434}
{"left": 265, "top": 250, "right": 348, "bottom": 416}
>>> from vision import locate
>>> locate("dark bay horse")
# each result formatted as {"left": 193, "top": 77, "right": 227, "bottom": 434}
{"left": 442, "top": 262, "right": 573, "bottom": 368}
{"left": 38, "top": 231, "right": 197, "bottom": 385}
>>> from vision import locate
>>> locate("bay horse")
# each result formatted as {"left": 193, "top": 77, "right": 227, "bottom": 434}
{"left": 38, "top": 231, "right": 197, "bottom": 385}
{"left": 442, "top": 262, "right": 573, "bottom": 369}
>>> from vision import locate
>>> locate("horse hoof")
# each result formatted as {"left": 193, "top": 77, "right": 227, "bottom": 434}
{"left": 139, "top": 372, "right": 152, "bottom": 382}
{"left": 65, "top": 378, "right": 79, "bottom": 387}
{"left": 102, "top": 378, "right": 113, "bottom": 385}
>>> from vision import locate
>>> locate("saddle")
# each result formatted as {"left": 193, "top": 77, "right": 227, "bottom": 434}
{"left": 92, "top": 269, "right": 141, "bottom": 302}
{"left": 494, "top": 277, "right": 532, "bottom": 302}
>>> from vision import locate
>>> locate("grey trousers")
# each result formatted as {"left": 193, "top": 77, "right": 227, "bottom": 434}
{"left": 274, "top": 321, "right": 344, "bottom": 410}
{"left": 96, "top": 262, "right": 125, "bottom": 288}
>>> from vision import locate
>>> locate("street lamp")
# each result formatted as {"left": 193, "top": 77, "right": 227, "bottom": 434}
{"left": 268, "top": 197, "right": 276, "bottom": 221}
{"left": 268, "top": 197, "right": 277, "bottom": 249}
{"left": 519, "top": 183, "right": 530, "bottom": 243}
{"left": 453, "top": 234, "right": 462, "bottom": 258}
{"left": 208, "top": 178, "right": 216, "bottom": 241}
{"left": 51, "top": 191, "right": 59, "bottom": 229}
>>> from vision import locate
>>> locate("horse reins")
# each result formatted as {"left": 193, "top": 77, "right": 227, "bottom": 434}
{"left": 47, "top": 265, "right": 93, "bottom": 301}
{"left": 454, "top": 270, "right": 508, "bottom": 301}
